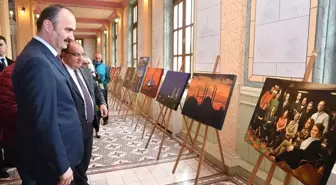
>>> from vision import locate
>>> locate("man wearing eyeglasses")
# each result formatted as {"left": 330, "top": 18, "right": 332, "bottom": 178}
{"left": 61, "top": 41, "right": 108, "bottom": 185}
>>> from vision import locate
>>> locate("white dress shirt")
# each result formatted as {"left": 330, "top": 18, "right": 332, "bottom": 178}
{"left": 64, "top": 63, "right": 94, "bottom": 120}
{"left": 311, "top": 111, "right": 329, "bottom": 133}
{"left": 33, "top": 36, "right": 58, "bottom": 57}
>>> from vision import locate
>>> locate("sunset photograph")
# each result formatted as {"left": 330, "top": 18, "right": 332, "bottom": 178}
{"left": 182, "top": 73, "right": 236, "bottom": 130}
{"left": 140, "top": 67, "right": 164, "bottom": 99}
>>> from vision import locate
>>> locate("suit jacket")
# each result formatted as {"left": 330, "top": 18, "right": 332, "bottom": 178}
{"left": 0, "top": 57, "right": 14, "bottom": 72}
{"left": 12, "top": 39, "right": 84, "bottom": 178}
{"left": 66, "top": 66, "right": 106, "bottom": 139}
{"left": 0, "top": 63, "right": 17, "bottom": 148}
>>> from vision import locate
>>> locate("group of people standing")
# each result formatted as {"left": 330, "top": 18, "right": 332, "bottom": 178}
{"left": 0, "top": 4, "right": 110, "bottom": 185}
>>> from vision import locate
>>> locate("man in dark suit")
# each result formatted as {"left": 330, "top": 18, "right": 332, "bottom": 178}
{"left": 0, "top": 35, "right": 14, "bottom": 72}
{"left": 0, "top": 35, "right": 14, "bottom": 179}
{"left": 12, "top": 4, "right": 83, "bottom": 185}
{"left": 61, "top": 41, "right": 108, "bottom": 185}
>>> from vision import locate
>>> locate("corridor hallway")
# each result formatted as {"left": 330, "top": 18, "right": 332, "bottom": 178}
{"left": 0, "top": 110, "right": 245, "bottom": 185}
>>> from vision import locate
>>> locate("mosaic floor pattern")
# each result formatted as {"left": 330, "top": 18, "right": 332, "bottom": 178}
{"left": 0, "top": 113, "right": 245, "bottom": 185}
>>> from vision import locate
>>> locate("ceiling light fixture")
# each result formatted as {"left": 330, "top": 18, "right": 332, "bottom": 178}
{"left": 104, "top": 30, "right": 107, "bottom": 34}
{"left": 9, "top": 10, "right": 14, "bottom": 16}
{"left": 36, "top": 13, "right": 40, "bottom": 19}
{"left": 114, "top": 17, "right": 120, "bottom": 23}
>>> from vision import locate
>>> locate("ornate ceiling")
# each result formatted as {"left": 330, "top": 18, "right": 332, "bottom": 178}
{"left": 34, "top": 0, "right": 128, "bottom": 38}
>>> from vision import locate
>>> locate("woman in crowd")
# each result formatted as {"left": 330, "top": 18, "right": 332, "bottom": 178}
{"left": 272, "top": 123, "right": 324, "bottom": 170}
{"left": 270, "top": 118, "right": 314, "bottom": 156}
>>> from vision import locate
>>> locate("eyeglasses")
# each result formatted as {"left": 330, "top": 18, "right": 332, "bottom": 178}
{"left": 67, "top": 51, "right": 86, "bottom": 57}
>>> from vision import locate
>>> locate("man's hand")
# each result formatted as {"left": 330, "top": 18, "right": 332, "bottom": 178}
{"left": 58, "top": 167, "right": 73, "bottom": 185}
{"left": 100, "top": 104, "right": 108, "bottom": 117}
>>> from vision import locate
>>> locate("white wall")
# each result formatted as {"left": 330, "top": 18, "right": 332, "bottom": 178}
{"left": 194, "top": 0, "right": 221, "bottom": 72}
{"left": 83, "top": 38, "right": 96, "bottom": 60}
{"left": 151, "top": 0, "right": 164, "bottom": 68}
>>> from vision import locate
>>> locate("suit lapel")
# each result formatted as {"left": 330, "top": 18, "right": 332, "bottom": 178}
{"left": 64, "top": 66, "right": 84, "bottom": 101}
{"left": 5, "top": 58, "right": 14, "bottom": 65}
{"left": 30, "top": 38, "right": 78, "bottom": 103}
{"left": 79, "top": 68, "right": 94, "bottom": 98}
{"left": 45, "top": 52, "right": 78, "bottom": 103}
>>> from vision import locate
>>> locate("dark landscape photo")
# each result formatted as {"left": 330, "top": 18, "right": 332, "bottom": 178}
{"left": 123, "top": 67, "right": 136, "bottom": 89}
{"left": 181, "top": 73, "right": 236, "bottom": 130}
{"left": 245, "top": 78, "right": 336, "bottom": 185}
{"left": 140, "top": 67, "right": 164, "bottom": 98}
{"left": 156, "top": 71, "right": 191, "bottom": 110}
{"left": 130, "top": 57, "right": 150, "bottom": 92}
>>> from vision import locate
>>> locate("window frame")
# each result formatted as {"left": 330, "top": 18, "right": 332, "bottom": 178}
{"left": 113, "top": 22, "right": 118, "bottom": 66}
{"left": 131, "top": 4, "right": 138, "bottom": 67}
{"left": 173, "top": 0, "right": 194, "bottom": 73}
{"left": 75, "top": 39, "right": 83, "bottom": 46}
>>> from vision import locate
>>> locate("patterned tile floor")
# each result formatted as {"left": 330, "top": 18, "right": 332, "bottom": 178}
{"left": 0, "top": 111, "right": 245, "bottom": 185}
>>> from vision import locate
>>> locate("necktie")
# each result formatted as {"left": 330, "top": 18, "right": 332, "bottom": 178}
{"left": 74, "top": 70, "right": 94, "bottom": 123}
{"left": 0, "top": 58, "right": 5, "bottom": 71}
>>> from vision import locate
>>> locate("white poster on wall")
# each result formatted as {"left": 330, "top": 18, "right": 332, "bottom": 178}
{"left": 195, "top": 0, "right": 220, "bottom": 72}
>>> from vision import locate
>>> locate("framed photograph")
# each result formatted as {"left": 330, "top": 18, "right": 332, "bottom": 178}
{"left": 130, "top": 57, "right": 150, "bottom": 92}
{"left": 181, "top": 73, "right": 236, "bottom": 130}
{"left": 140, "top": 67, "right": 164, "bottom": 99}
{"left": 245, "top": 78, "right": 336, "bottom": 185}
{"left": 156, "top": 71, "right": 191, "bottom": 110}
{"left": 123, "top": 67, "right": 136, "bottom": 89}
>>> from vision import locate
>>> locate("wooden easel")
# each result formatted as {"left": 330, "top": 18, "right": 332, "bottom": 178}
{"left": 111, "top": 65, "right": 124, "bottom": 110}
{"left": 122, "top": 58, "right": 151, "bottom": 121}
{"left": 117, "top": 60, "right": 137, "bottom": 117}
{"left": 113, "top": 61, "right": 128, "bottom": 111}
{"left": 133, "top": 59, "right": 161, "bottom": 132}
{"left": 132, "top": 58, "right": 161, "bottom": 127}
{"left": 172, "top": 56, "right": 226, "bottom": 185}
{"left": 246, "top": 51, "right": 317, "bottom": 185}
{"left": 143, "top": 59, "right": 197, "bottom": 160}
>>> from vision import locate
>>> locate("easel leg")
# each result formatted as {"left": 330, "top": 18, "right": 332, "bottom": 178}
{"left": 195, "top": 125, "right": 209, "bottom": 185}
{"left": 118, "top": 88, "right": 127, "bottom": 115}
{"left": 216, "top": 130, "right": 226, "bottom": 173}
{"left": 145, "top": 106, "right": 168, "bottom": 148}
{"left": 141, "top": 99, "right": 153, "bottom": 139}
{"left": 157, "top": 109, "right": 173, "bottom": 160}
{"left": 134, "top": 96, "right": 148, "bottom": 130}
{"left": 179, "top": 103, "right": 194, "bottom": 145}
{"left": 122, "top": 90, "right": 130, "bottom": 119}
{"left": 264, "top": 163, "right": 276, "bottom": 185}
{"left": 191, "top": 123, "right": 201, "bottom": 152}
{"left": 172, "top": 120, "right": 195, "bottom": 173}
{"left": 123, "top": 90, "right": 134, "bottom": 121}
{"left": 182, "top": 115, "right": 195, "bottom": 146}
{"left": 247, "top": 154, "right": 264, "bottom": 185}
{"left": 114, "top": 83, "right": 122, "bottom": 110}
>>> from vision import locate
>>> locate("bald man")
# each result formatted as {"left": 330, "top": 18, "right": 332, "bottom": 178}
{"left": 93, "top": 53, "right": 110, "bottom": 127}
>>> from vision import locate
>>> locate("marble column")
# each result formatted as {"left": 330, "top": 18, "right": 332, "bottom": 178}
{"left": 138, "top": 0, "right": 152, "bottom": 64}
{"left": 127, "top": 5, "right": 132, "bottom": 66}
{"left": 0, "top": 0, "right": 12, "bottom": 59}
{"left": 15, "top": 0, "right": 34, "bottom": 54}
{"left": 163, "top": 0, "right": 173, "bottom": 70}
{"left": 97, "top": 32, "right": 103, "bottom": 55}
{"left": 106, "top": 24, "right": 111, "bottom": 67}
{"left": 313, "top": 0, "right": 336, "bottom": 84}
{"left": 218, "top": 0, "right": 247, "bottom": 163}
